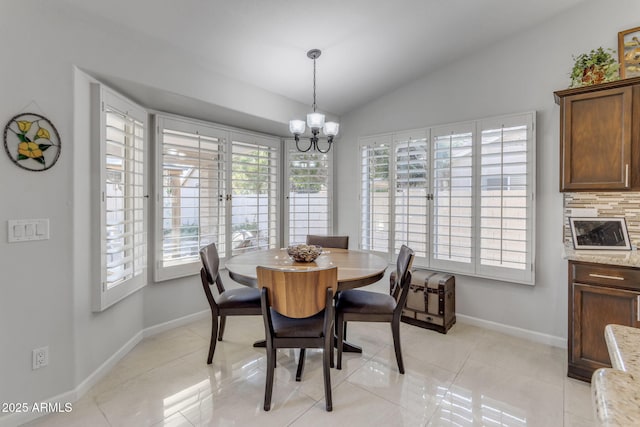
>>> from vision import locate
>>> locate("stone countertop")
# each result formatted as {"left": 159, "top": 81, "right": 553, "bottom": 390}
{"left": 592, "top": 369, "right": 640, "bottom": 426}
{"left": 593, "top": 325, "right": 640, "bottom": 426}
{"left": 605, "top": 325, "right": 640, "bottom": 374}
{"left": 563, "top": 245, "right": 640, "bottom": 268}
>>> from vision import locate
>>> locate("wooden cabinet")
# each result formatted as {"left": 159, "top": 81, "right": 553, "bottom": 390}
{"left": 568, "top": 261, "right": 640, "bottom": 382}
{"left": 554, "top": 77, "right": 640, "bottom": 191}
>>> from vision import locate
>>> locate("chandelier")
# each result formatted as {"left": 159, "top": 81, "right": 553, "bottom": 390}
{"left": 289, "top": 49, "right": 339, "bottom": 153}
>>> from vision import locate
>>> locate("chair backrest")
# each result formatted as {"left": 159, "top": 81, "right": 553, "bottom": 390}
{"left": 256, "top": 266, "right": 338, "bottom": 318}
{"left": 199, "top": 242, "right": 225, "bottom": 293}
{"left": 391, "top": 245, "right": 415, "bottom": 306}
{"left": 305, "top": 235, "right": 349, "bottom": 249}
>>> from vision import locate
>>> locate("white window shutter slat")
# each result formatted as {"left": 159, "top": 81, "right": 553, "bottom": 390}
{"left": 286, "top": 147, "right": 332, "bottom": 245}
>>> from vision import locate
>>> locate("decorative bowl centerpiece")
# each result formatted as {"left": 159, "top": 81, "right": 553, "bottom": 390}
{"left": 287, "top": 244, "right": 323, "bottom": 262}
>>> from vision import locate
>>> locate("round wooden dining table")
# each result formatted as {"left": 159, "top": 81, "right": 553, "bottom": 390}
{"left": 225, "top": 247, "right": 388, "bottom": 291}
{"left": 224, "top": 247, "right": 389, "bottom": 354}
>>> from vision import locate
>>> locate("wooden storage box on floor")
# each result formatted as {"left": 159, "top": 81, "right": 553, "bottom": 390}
{"left": 401, "top": 269, "right": 456, "bottom": 334}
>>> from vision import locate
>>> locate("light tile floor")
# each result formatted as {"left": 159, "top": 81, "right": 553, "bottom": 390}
{"left": 23, "top": 317, "right": 595, "bottom": 427}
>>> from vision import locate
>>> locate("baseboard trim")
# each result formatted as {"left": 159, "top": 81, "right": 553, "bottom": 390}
{"left": 456, "top": 314, "right": 567, "bottom": 349}
{"left": 143, "top": 310, "right": 209, "bottom": 339}
{"left": 73, "top": 331, "right": 144, "bottom": 399}
{"left": 76, "top": 309, "right": 208, "bottom": 398}
{"left": 0, "top": 309, "right": 210, "bottom": 427}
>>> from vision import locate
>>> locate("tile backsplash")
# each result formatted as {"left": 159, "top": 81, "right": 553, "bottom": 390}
{"left": 563, "top": 192, "right": 640, "bottom": 247}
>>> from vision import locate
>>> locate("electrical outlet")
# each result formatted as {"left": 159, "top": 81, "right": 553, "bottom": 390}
{"left": 32, "top": 346, "right": 49, "bottom": 370}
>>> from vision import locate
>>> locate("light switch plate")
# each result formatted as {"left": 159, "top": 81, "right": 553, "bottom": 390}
{"left": 8, "top": 219, "right": 49, "bottom": 242}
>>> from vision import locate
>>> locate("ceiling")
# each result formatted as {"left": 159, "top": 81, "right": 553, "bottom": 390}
{"left": 63, "top": 0, "right": 585, "bottom": 117}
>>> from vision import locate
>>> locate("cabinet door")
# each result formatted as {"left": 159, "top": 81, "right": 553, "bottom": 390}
{"left": 560, "top": 86, "right": 632, "bottom": 191}
{"left": 570, "top": 282, "right": 639, "bottom": 378}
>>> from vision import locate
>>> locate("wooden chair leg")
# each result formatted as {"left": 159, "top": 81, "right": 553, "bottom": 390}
{"left": 218, "top": 315, "right": 227, "bottom": 341}
{"left": 329, "top": 330, "right": 335, "bottom": 368}
{"left": 336, "top": 313, "right": 344, "bottom": 370}
{"left": 295, "top": 348, "right": 306, "bottom": 381}
{"left": 391, "top": 318, "right": 404, "bottom": 374}
{"left": 264, "top": 347, "right": 275, "bottom": 411}
{"left": 207, "top": 315, "right": 219, "bottom": 364}
{"left": 323, "top": 341, "right": 333, "bottom": 411}
{"left": 333, "top": 308, "right": 346, "bottom": 340}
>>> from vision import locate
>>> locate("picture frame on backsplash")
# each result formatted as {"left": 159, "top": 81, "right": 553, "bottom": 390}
{"left": 569, "top": 217, "right": 631, "bottom": 250}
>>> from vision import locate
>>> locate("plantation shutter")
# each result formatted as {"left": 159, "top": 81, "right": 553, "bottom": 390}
{"left": 155, "top": 116, "right": 226, "bottom": 281}
{"left": 430, "top": 124, "right": 474, "bottom": 273}
{"left": 286, "top": 145, "right": 332, "bottom": 245}
{"left": 393, "top": 131, "right": 429, "bottom": 264}
{"left": 478, "top": 113, "right": 535, "bottom": 283}
{"left": 94, "top": 84, "right": 148, "bottom": 311}
{"left": 360, "top": 135, "right": 392, "bottom": 255}
{"left": 229, "top": 133, "right": 279, "bottom": 255}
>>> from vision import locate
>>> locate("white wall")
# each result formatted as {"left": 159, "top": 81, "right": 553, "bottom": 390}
{"left": 0, "top": 0, "right": 311, "bottom": 419}
{"left": 335, "top": 0, "right": 640, "bottom": 343}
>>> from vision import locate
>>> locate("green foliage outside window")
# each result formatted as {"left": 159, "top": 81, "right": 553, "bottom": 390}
{"left": 232, "top": 150, "right": 272, "bottom": 195}
{"left": 289, "top": 153, "right": 328, "bottom": 193}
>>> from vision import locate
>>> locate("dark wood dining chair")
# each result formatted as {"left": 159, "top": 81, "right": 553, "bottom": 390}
{"left": 257, "top": 266, "right": 338, "bottom": 411}
{"left": 199, "top": 242, "right": 262, "bottom": 364}
{"left": 305, "top": 234, "right": 349, "bottom": 249}
{"left": 335, "top": 244, "right": 415, "bottom": 373}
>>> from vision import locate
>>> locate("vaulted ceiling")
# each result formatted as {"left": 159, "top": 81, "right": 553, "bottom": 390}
{"left": 63, "top": 0, "right": 585, "bottom": 116}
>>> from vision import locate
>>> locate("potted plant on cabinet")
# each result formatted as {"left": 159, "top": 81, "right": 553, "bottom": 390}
{"left": 570, "top": 47, "right": 620, "bottom": 88}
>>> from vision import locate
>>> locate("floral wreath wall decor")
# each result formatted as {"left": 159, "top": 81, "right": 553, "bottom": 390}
{"left": 3, "top": 112, "right": 61, "bottom": 171}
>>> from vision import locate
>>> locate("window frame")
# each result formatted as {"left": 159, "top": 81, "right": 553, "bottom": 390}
{"left": 92, "top": 83, "right": 149, "bottom": 311}
{"left": 153, "top": 113, "right": 282, "bottom": 281}
{"left": 227, "top": 131, "right": 281, "bottom": 257}
{"left": 429, "top": 122, "right": 476, "bottom": 274}
{"left": 359, "top": 112, "right": 536, "bottom": 285}
{"left": 474, "top": 113, "right": 536, "bottom": 284}
{"left": 359, "top": 134, "right": 393, "bottom": 259}
{"left": 154, "top": 115, "right": 229, "bottom": 282}
{"left": 392, "top": 130, "right": 430, "bottom": 266}
{"left": 283, "top": 139, "right": 334, "bottom": 245}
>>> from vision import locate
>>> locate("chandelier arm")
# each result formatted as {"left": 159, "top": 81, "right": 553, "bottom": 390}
{"left": 295, "top": 138, "right": 313, "bottom": 153}
{"left": 316, "top": 140, "right": 332, "bottom": 154}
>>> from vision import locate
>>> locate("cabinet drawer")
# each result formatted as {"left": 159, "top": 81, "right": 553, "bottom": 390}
{"left": 572, "top": 262, "right": 640, "bottom": 289}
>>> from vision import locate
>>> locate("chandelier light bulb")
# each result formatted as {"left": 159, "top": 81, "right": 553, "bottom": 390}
{"left": 323, "top": 122, "right": 339, "bottom": 137}
{"left": 307, "top": 112, "right": 325, "bottom": 130}
{"left": 289, "top": 120, "right": 306, "bottom": 135}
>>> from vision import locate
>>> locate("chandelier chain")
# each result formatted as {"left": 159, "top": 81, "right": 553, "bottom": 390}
{"left": 312, "top": 56, "right": 317, "bottom": 112}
